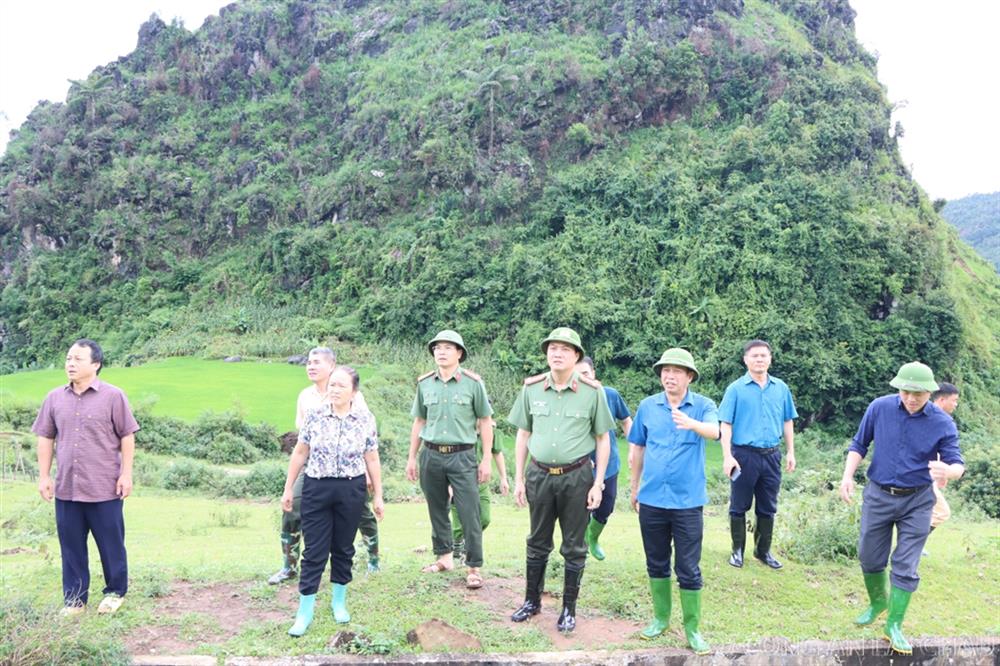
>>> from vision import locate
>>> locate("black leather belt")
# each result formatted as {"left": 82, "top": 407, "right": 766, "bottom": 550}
{"left": 734, "top": 445, "right": 779, "bottom": 455}
{"left": 533, "top": 456, "right": 590, "bottom": 475}
{"left": 876, "top": 482, "right": 928, "bottom": 497}
{"left": 425, "top": 443, "right": 473, "bottom": 454}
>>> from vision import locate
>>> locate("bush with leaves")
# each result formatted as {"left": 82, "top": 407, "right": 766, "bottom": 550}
{"left": 206, "top": 431, "right": 260, "bottom": 465}
{"left": 161, "top": 458, "right": 221, "bottom": 491}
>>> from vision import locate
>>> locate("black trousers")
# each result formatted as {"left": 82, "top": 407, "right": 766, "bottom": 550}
{"left": 729, "top": 445, "right": 781, "bottom": 518}
{"left": 591, "top": 474, "right": 618, "bottom": 524}
{"left": 299, "top": 474, "right": 366, "bottom": 595}
{"left": 638, "top": 504, "right": 704, "bottom": 589}
{"left": 55, "top": 498, "right": 128, "bottom": 605}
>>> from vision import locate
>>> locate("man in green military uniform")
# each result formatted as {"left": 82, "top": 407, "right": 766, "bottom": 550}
{"left": 406, "top": 330, "right": 494, "bottom": 589}
{"left": 509, "top": 327, "right": 613, "bottom": 632}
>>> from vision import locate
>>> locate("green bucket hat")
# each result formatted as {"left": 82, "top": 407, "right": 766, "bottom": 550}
{"left": 541, "top": 327, "right": 584, "bottom": 358}
{"left": 652, "top": 348, "right": 699, "bottom": 380}
{"left": 428, "top": 329, "right": 467, "bottom": 363}
{"left": 889, "top": 361, "right": 938, "bottom": 393}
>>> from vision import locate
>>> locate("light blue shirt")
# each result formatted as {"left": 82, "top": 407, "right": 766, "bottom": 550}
{"left": 628, "top": 390, "right": 718, "bottom": 510}
{"left": 718, "top": 372, "right": 797, "bottom": 447}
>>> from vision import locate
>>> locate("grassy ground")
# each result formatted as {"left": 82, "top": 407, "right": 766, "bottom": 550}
{"left": 1, "top": 480, "right": 997, "bottom": 660}
{"left": 0, "top": 358, "right": 308, "bottom": 432}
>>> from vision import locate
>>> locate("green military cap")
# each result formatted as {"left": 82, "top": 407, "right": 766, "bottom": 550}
{"left": 428, "top": 329, "right": 467, "bottom": 362}
{"left": 889, "top": 361, "right": 939, "bottom": 393}
{"left": 652, "top": 347, "right": 699, "bottom": 380}
{"left": 541, "top": 327, "right": 584, "bottom": 358}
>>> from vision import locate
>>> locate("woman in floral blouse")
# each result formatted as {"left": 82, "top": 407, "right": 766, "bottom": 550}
{"left": 281, "top": 366, "right": 384, "bottom": 637}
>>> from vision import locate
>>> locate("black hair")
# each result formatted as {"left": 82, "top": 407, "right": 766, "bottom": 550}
{"left": 932, "top": 382, "right": 959, "bottom": 400}
{"left": 335, "top": 365, "right": 360, "bottom": 391}
{"left": 71, "top": 339, "right": 104, "bottom": 374}
{"left": 580, "top": 356, "right": 595, "bottom": 370}
{"left": 743, "top": 339, "right": 771, "bottom": 355}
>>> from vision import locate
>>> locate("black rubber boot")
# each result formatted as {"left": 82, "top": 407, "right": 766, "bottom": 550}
{"left": 753, "top": 515, "right": 783, "bottom": 569}
{"left": 557, "top": 566, "right": 584, "bottom": 633}
{"left": 511, "top": 558, "right": 546, "bottom": 622}
{"left": 729, "top": 516, "right": 745, "bottom": 568}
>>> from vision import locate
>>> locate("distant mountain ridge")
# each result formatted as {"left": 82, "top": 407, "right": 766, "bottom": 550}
{"left": 941, "top": 192, "right": 1000, "bottom": 271}
{"left": 1, "top": 0, "right": 997, "bottom": 432}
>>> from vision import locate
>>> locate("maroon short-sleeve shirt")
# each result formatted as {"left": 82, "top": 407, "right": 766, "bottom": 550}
{"left": 32, "top": 379, "right": 141, "bottom": 502}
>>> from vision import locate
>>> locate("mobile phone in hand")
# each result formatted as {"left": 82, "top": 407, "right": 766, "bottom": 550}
{"left": 730, "top": 467, "right": 741, "bottom": 482}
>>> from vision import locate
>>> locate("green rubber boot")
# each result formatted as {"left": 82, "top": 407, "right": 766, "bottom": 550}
{"left": 678, "top": 588, "right": 710, "bottom": 655}
{"left": 854, "top": 571, "right": 888, "bottom": 625}
{"left": 884, "top": 586, "right": 913, "bottom": 655}
{"left": 585, "top": 516, "right": 606, "bottom": 561}
{"left": 287, "top": 593, "right": 316, "bottom": 637}
{"left": 331, "top": 583, "right": 350, "bottom": 624}
{"left": 639, "top": 577, "right": 671, "bottom": 639}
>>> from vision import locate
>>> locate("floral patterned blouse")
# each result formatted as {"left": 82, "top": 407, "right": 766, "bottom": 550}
{"left": 300, "top": 403, "right": 378, "bottom": 479}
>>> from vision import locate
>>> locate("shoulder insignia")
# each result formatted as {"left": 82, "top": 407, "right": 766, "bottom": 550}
{"left": 577, "top": 375, "right": 602, "bottom": 389}
{"left": 461, "top": 368, "right": 483, "bottom": 382}
{"left": 524, "top": 373, "right": 546, "bottom": 386}
{"left": 417, "top": 370, "right": 435, "bottom": 383}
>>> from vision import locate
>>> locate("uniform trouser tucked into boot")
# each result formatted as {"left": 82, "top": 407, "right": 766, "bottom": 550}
{"left": 511, "top": 558, "right": 546, "bottom": 622}
{"left": 358, "top": 498, "right": 380, "bottom": 571}
{"left": 729, "top": 515, "right": 745, "bottom": 568}
{"left": 729, "top": 445, "right": 781, "bottom": 569}
{"left": 854, "top": 570, "right": 888, "bottom": 625}
{"left": 638, "top": 505, "right": 704, "bottom": 643}
{"left": 586, "top": 475, "right": 617, "bottom": 560}
{"left": 557, "top": 565, "right": 584, "bottom": 632}
{"left": 753, "top": 514, "right": 782, "bottom": 569}
{"left": 270, "top": 472, "right": 304, "bottom": 584}
{"left": 679, "top": 588, "right": 710, "bottom": 654}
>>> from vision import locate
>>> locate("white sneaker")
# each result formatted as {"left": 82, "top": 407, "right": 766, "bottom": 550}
{"left": 97, "top": 595, "right": 124, "bottom": 614}
{"left": 59, "top": 605, "right": 85, "bottom": 617}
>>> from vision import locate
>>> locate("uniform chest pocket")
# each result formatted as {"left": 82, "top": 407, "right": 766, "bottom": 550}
{"left": 565, "top": 411, "right": 588, "bottom": 419}
{"left": 452, "top": 396, "right": 471, "bottom": 406}
{"left": 423, "top": 393, "right": 440, "bottom": 406}
{"left": 529, "top": 402, "right": 550, "bottom": 417}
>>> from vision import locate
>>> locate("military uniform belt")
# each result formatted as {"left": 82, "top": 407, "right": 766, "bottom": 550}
{"left": 425, "top": 442, "right": 473, "bottom": 454}
{"left": 533, "top": 456, "right": 590, "bottom": 475}
{"left": 875, "top": 482, "right": 929, "bottom": 497}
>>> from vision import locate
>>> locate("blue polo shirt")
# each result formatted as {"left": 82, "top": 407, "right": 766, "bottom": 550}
{"left": 718, "top": 372, "right": 797, "bottom": 447}
{"left": 590, "top": 386, "right": 631, "bottom": 480}
{"left": 848, "top": 394, "right": 962, "bottom": 488}
{"left": 628, "top": 390, "right": 718, "bottom": 509}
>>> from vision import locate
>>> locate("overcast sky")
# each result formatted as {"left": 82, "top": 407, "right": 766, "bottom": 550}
{"left": 1, "top": 1, "right": 997, "bottom": 201}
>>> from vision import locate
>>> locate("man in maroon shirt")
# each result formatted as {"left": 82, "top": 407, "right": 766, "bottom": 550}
{"left": 32, "top": 339, "right": 140, "bottom": 616}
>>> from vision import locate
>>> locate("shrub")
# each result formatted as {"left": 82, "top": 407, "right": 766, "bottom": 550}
{"left": 206, "top": 432, "right": 260, "bottom": 465}
{"left": 242, "top": 460, "right": 287, "bottom": 497}
{"left": 776, "top": 491, "right": 860, "bottom": 564}
{"left": 246, "top": 421, "right": 280, "bottom": 456}
{"left": 1, "top": 499, "right": 56, "bottom": 550}
{"left": 216, "top": 474, "right": 250, "bottom": 498}
{"left": 133, "top": 455, "right": 167, "bottom": 488}
{"left": 134, "top": 412, "right": 197, "bottom": 456}
{"left": 953, "top": 433, "right": 999, "bottom": 518}
{"left": 0, "top": 400, "right": 38, "bottom": 431}
{"left": 162, "top": 458, "right": 220, "bottom": 490}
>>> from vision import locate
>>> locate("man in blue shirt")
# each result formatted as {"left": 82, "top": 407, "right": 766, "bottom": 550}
{"left": 576, "top": 357, "right": 632, "bottom": 562}
{"left": 719, "top": 340, "right": 797, "bottom": 570}
{"left": 840, "top": 362, "right": 964, "bottom": 655}
{"left": 629, "top": 348, "right": 719, "bottom": 655}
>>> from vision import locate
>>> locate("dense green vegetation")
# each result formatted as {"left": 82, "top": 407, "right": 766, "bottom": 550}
{"left": 940, "top": 192, "right": 1000, "bottom": 271}
{"left": 1, "top": 0, "right": 997, "bottom": 439}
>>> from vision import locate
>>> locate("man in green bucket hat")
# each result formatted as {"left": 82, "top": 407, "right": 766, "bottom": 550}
{"left": 406, "top": 330, "right": 494, "bottom": 589}
{"left": 839, "top": 361, "right": 965, "bottom": 655}
{"left": 508, "top": 327, "right": 614, "bottom": 632}
{"left": 628, "top": 348, "right": 719, "bottom": 654}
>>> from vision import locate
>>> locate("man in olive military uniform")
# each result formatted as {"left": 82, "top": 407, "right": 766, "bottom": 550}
{"left": 406, "top": 330, "right": 494, "bottom": 589}
{"left": 509, "top": 327, "right": 613, "bottom": 632}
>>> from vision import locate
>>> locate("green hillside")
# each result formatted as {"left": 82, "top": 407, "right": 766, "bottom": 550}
{"left": 1, "top": 0, "right": 997, "bottom": 434}
{"left": 940, "top": 192, "right": 1000, "bottom": 271}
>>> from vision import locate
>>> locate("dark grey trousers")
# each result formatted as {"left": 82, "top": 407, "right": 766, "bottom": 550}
{"left": 858, "top": 482, "right": 935, "bottom": 592}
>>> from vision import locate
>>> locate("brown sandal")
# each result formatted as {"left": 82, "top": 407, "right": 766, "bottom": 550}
{"left": 466, "top": 571, "right": 484, "bottom": 589}
{"left": 421, "top": 560, "right": 453, "bottom": 573}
